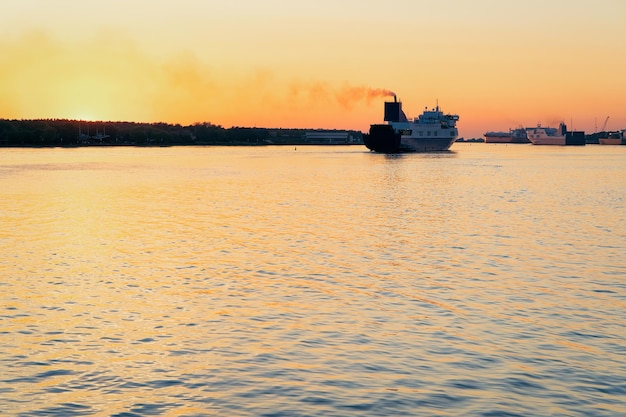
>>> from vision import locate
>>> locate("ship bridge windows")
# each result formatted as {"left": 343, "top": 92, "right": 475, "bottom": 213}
{"left": 399, "top": 129, "right": 412, "bottom": 136}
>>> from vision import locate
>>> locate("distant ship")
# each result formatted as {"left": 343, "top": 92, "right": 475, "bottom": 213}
{"left": 484, "top": 128, "right": 529, "bottom": 143}
{"left": 363, "top": 96, "right": 459, "bottom": 153}
{"left": 598, "top": 131, "right": 626, "bottom": 145}
{"left": 526, "top": 123, "right": 567, "bottom": 145}
{"left": 526, "top": 123, "right": 585, "bottom": 146}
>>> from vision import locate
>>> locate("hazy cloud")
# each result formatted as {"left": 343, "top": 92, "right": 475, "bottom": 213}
{"left": 0, "top": 30, "right": 392, "bottom": 128}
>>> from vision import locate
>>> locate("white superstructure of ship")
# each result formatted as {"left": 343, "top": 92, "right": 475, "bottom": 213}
{"left": 526, "top": 123, "right": 567, "bottom": 145}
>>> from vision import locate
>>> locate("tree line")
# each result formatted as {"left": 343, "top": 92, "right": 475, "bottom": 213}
{"left": 0, "top": 119, "right": 361, "bottom": 147}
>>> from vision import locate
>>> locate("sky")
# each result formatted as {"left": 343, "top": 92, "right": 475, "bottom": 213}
{"left": 1, "top": 0, "right": 625, "bottom": 138}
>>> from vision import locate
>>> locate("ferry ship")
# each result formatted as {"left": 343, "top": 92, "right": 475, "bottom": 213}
{"left": 598, "top": 131, "right": 626, "bottom": 145}
{"left": 484, "top": 127, "right": 529, "bottom": 143}
{"left": 526, "top": 123, "right": 567, "bottom": 145}
{"left": 526, "top": 122, "right": 585, "bottom": 146}
{"left": 363, "top": 96, "right": 459, "bottom": 153}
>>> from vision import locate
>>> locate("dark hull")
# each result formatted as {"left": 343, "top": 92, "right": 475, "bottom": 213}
{"left": 484, "top": 137, "right": 531, "bottom": 144}
{"left": 364, "top": 124, "right": 454, "bottom": 153}
{"left": 363, "top": 124, "right": 401, "bottom": 153}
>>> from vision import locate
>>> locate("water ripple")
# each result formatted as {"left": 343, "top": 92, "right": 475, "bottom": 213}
{"left": 1, "top": 145, "right": 624, "bottom": 416}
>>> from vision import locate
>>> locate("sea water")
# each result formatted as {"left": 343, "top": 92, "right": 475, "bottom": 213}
{"left": 1, "top": 144, "right": 624, "bottom": 416}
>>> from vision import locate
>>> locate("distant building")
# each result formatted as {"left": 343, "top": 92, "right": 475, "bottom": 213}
{"left": 304, "top": 130, "right": 361, "bottom": 144}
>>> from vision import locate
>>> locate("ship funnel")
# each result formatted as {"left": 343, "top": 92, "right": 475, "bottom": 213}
{"left": 384, "top": 97, "right": 408, "bottom": 123}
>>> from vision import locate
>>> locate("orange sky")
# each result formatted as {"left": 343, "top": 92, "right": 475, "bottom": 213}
{"left": 1, "top": 0, "right": 625, "bottom": 138}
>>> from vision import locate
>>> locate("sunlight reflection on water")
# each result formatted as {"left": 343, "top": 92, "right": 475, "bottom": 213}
{"left": 1, "top": 144, "right": 624, "bottom": 416}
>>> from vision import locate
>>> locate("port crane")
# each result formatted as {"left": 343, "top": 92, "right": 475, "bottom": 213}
{"left": 601, "top": 116, "right": 609, "bottom": 132}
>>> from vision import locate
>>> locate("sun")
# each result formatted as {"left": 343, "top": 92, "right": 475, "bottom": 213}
{"left": 72, "top": 113, "right": 99, "bottom": 122}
